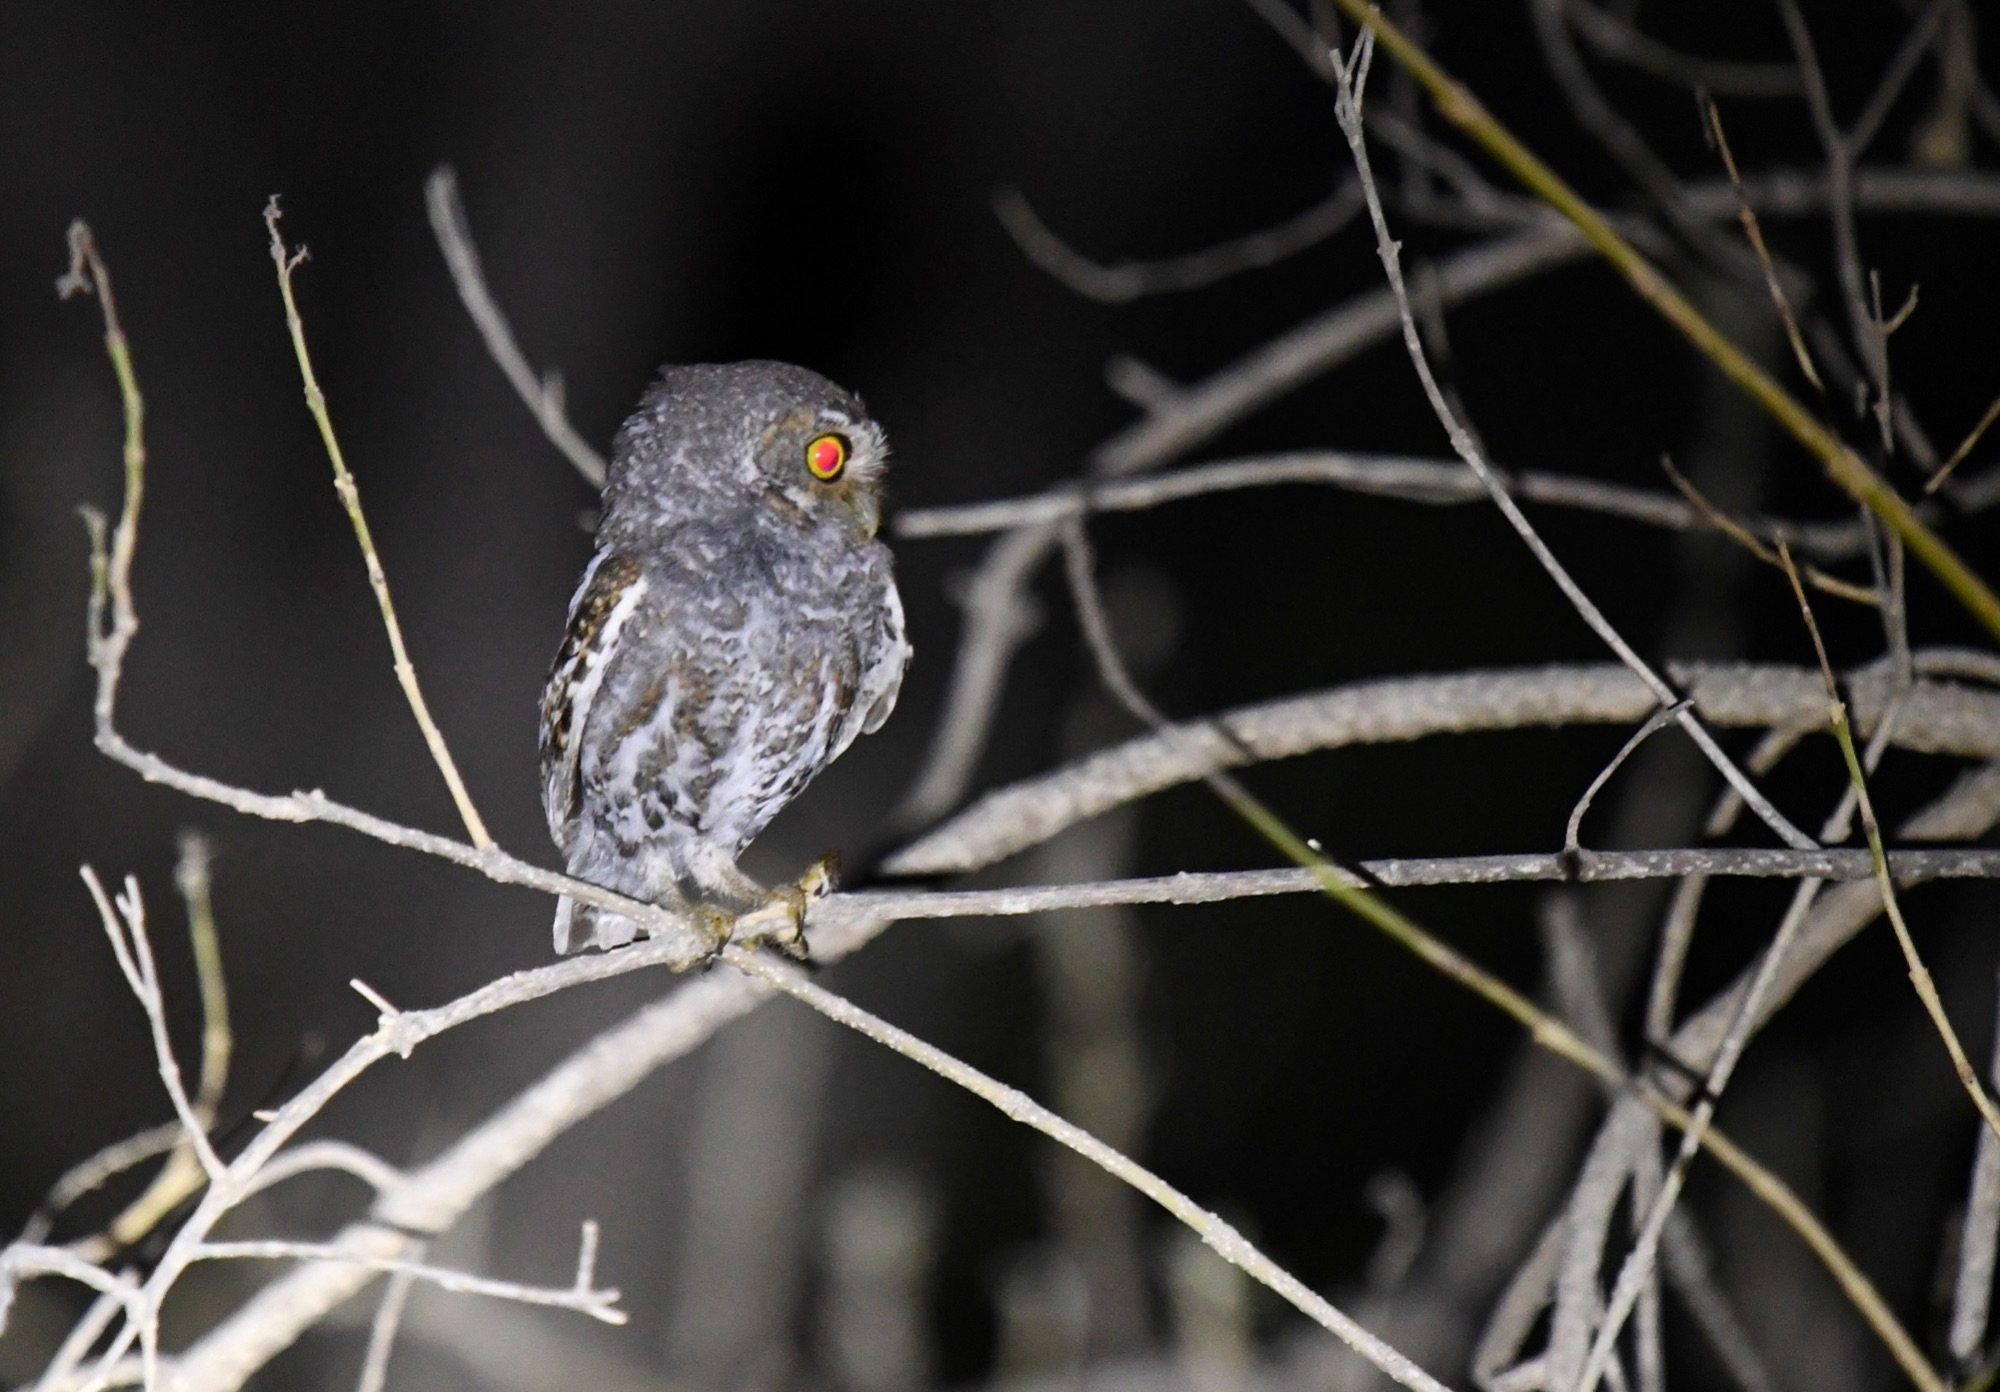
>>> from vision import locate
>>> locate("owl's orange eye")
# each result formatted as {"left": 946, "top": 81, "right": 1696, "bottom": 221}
{"left": 805, "top": 433, "right": 849, "bottom": 481}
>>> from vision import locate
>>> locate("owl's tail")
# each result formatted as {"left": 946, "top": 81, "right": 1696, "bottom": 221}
{"left": 552, "top": 896, "right": 642, "bottom": 955}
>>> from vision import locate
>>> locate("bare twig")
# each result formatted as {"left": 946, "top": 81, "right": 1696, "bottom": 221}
{"left": 898, "top": 449, "right": 1901, "bottom": 560}
{"left": 19, "top": 1122, "right": 182, "bottom": 1247}
{"left": 194, "top": 1222, "right": 624, "bottom": 1324}
{"left": 993, "top": 183, "right": 1365, "bottom": 303}
{"left": 1658, "top": 455, "right": 1874, "bottom": 603}
{"left": 1702, "top": 97, "right": 1824, "bottom": 391}
{"left": 234, "top": 1140, "right": 406, "bottom": 1204}
{"left": 1780, "top": 544, "right": 2000, "bottom": 1144}
{"left": 60, "top": 832, "right": 244, "bottom": 1262}
{"left": 1773, "top": 0, "right": 1891, "bottom": 449}
{"left": 354, "top": 1265, "right": 417, "bottom": 1392}
{"left": 1565, "top": 2, "right": 1801, "bottom": 98}
{"left": 424, "top": 166, "right": 608, "bottom": 489}
{"left": 888, "top": 523, "right": 1046, "bottom": 832}
{"left": 1925, "top": 389, "right": 2000, "bottom": 495}
{"left": 1528, "top": 0, "right": 1753, "bottom": 275}
{"left": 174, "top": 832, "right": 230, "bottom": 1123}
{"left": 738, "top": 955, "right": 1456, "bottom": 1392}
{"left": 1563, "top": 703, "right": 1685, "bottom": 857}
{"left": 264, "top": 200, "right": 496, "bottom": 850}
{"left": 80, "top": 868, "right": 225, "bottom": 1184}
{"left": 1951, "top": 970, "right": 2000, "bottom": 1364}
{"left": 1848, "top": 0, "right": 1962, "bottom": 160}
{"left": 0, "top": 1244, "right": 157, "bottom": 1389}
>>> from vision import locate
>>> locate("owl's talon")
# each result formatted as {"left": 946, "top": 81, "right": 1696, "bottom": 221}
{"left": 800, "top": 852, "right": 840, "bottom": 901}
{"left": 772, "top": 855, "right": 840, "bottom": 961}
{"left": 686, "top": 904, "right": 737, "bottom": 971}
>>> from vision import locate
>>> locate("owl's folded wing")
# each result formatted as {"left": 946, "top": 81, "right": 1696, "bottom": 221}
{"left": 857, "top": 579, "right": 909, "bottom": 738}
{"left": 539, "top": 550, "right": 649, "bottom": 846}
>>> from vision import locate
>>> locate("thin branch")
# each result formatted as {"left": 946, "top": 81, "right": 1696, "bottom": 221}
{"left": 63, "top": 831, "right": 245, "bottom": 1262}
{"left": 1563, "top": 703, "right": 1685, "bottom": 857}
{"left": 1565, "top": 1, "right": 1802, "bottom": 98}
{"left": 887, "top": 523, "right": 1047, "bottom": 833}
{"left": 1924, "top": 389, "right": 2000, "bottom": 495}
{"left": 263, "top": 200, "right": 496, "bottom": 850}
{"left": 173, "top": 832, "right": 230, "bottom": 1124}
{"left": 1658, "top": 455, "right": 1874, "bottom": 604}
{"left": 732, "top": 952, "right": 1455, "bottom": 1392}
{"left": 424, "top": 166, "right": 607, "bottom": 489}
{"left": 1527, "top": 0, "right": 1754, "bottom": 276}
{"left": 1950, "top": 969, "right": 2000, "bottom": 1363}
{"left": 992, "top": 183, "right": 1365, "bottom": 304}
{"left": 1847, "top": 0, "right": 1961, "bottom": 161}
{"left": 1702, "top": 97, "right": 1824, "bottom": 392}
{"left": 0, "top": 1244, "right": 157, "bottom": 1391}
{"left": 1780, "top": 545, "right": 2000, "bottom": 1144}
{"left": 234, "top": 1141, "right": 406, "bottom": 1204}
{"left": 19, "top": 1122, "right": 180, "bottom": 1247}
{"left": 885, "top": 658, "right": 2000, "bottom": 877}
{"left": 1091, "top": 209, "right": 1586, "bottom": 478}
{"left": 1773, "top": 0, "right": 1890, "bottom": 449}
{"left": 33, "top": 1284, "right": 133, "bottom": 1392}
{"left": 1659, "top": 1217, "right": 1779, "bottom": 1392}
{"left": 1644, "top": 721, "right": 1810, "bottom": 1047}
{"left": 897, "top": 449, "right": 1895, "bottom": 561}
{"left": 192, "top": 1223, "right": 624, "bottom": 1325}
{"left": 80, "top": 868, "right": 225, "bottom": 1184}
{"left": 354, "top": 1265, "right": 417, "bottom": 1392}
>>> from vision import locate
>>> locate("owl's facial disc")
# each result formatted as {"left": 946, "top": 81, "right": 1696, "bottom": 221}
{"left": 761, "top": 406, "right": 886, "bottom": 538}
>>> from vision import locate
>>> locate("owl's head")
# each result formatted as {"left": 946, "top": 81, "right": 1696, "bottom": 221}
{"left": 601, "top": 361, "right": 891, "bottom": 542}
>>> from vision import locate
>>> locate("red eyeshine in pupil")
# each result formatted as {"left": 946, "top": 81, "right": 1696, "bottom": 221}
{"left": 810, "top": 437, "right": 844, "bottom": 477}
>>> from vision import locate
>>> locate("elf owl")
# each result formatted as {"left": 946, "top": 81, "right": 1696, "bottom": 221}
{"left": 540, "top": 361, "right": 910, "bottom": 954}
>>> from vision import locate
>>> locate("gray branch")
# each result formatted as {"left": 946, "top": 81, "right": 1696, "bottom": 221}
{"left": 887, "top": 659, "right": 2000, "bottom": 876}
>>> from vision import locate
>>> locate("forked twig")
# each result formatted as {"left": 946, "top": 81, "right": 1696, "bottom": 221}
{"left": 79, "top": 868, "right": 225, "bottom": 1184}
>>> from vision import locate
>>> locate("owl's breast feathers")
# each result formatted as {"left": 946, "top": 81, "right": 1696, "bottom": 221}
{"left": 543, "top": 511, "right": 907, "bottom": 860}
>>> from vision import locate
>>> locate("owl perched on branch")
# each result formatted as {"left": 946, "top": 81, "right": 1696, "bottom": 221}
{"left": 539, "top": 362, "right": 910, "bottom": 955}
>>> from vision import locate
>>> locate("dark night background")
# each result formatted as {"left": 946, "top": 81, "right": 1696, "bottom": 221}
{"left": 4, "top": 4, "right": 2000, "bottom": 1389}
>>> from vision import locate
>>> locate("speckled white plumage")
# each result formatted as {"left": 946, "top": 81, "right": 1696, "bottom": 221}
{"left": 540, "top": 362, "right": 909, "bottom": 954}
